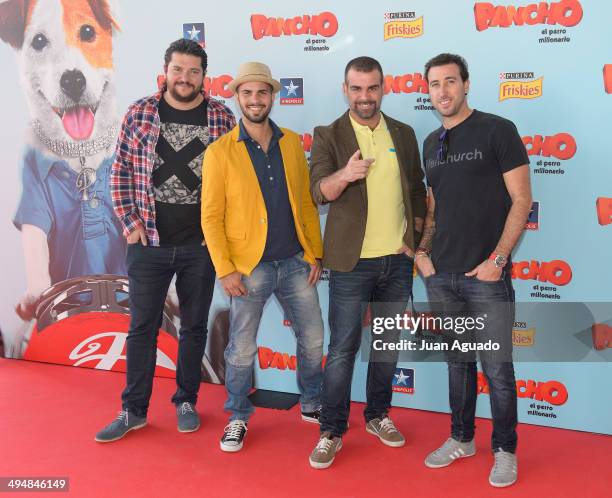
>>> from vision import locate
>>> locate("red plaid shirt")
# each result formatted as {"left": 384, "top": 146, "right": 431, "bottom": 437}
{"left": 110, "top": 91, "right": 236, "bottom": 246}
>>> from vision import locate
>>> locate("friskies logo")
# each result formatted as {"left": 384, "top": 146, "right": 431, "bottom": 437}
{"left": 383, "top": 12, "right": 423, "bottom": 40}
{"left": 474, "top": 0, "right": 583, "bottom": 31}
{"left": 499, "top": 72, "right": 543, "bottom": 101}
{"left": 250, "top": 12, "right": 338, "bottom": 40}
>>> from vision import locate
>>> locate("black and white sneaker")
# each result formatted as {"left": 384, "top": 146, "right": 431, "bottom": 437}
{"left": 301, "top": 409, "right": 321, "bottom": 424}
{"left": 220, "top": 420, "right": 248, "bottom": 452}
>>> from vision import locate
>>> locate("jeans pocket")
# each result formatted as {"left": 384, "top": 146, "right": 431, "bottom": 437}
{"left": 474, "top": 270, "right": 505, "bottom": 284}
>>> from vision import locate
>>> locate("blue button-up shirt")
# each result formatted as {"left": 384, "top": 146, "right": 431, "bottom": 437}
{"left": 238, "top": 119, "right": 302, "bottom": 262}
{"left": 13, "top": 146, "right": 127, "bottom": 284}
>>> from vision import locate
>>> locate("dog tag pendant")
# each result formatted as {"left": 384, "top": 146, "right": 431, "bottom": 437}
{"left": 77, "top": 156, "right": 96, "bottom": 201}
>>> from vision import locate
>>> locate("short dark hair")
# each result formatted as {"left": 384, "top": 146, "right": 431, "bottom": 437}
{"left": 164, "top": 38, "right": 208, "bottom": 73}
{"left": 344, "top": 56, "right": 384, "bottom": 83}
{"left": 424, "top": 53, "right": 469, "bottom": 83}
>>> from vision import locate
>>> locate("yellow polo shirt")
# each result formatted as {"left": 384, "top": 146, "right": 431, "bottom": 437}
{"left": 350, "top": 114, "right": 406, "bottom": 258}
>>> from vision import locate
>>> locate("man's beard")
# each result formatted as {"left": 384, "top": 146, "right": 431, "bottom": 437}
{"left": 168, "top": 82, "right": 202, "bottom": 103}
{"left": 351, "top": 100, "right": 379, "bottom": 120}
{"left": 240, "top": 104, "right": 271, "bottom": 124}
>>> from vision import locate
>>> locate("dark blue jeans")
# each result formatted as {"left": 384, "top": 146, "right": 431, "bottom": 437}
{"left": 425, "top": 271, "right": 517, "bottom": 453}
{"left": 319, "top": 254, "right": 413, "bottom": 436}
{"left": 121, "top": 242, "right": 215, "bottom": 417}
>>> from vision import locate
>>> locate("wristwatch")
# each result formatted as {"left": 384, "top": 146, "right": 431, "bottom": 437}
{"left": 489, "top": 253, "right": 507, "bottom": 268}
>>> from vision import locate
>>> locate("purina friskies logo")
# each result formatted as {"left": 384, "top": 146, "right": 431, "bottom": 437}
{"left": 499, "top": 72, "right": 543, "bottom": 101}
{"left": 383, "top": 11, "right": 423, "bottom": 40}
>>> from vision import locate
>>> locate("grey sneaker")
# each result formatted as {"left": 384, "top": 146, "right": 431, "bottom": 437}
{"left": 176, "top": 402, "right": 200, "bottom": 433}
{"left": 95, "top": 410, "right": 147, "bottom": 443}
{"left": 424, "top": 437, "right": 476, "bottom": 468}
{"left": 365, "top": 416, "right": 405, "bottom": 447}
{"left": 309, "top": 432, "right": 342, "bottom": 469}
{"left": 489, "top": 449, "right": 518, "bottom": 487}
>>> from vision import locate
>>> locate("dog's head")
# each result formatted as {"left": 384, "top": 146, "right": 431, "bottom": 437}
{"left": 0, "top": 0, "right": 119, "bottom": 144}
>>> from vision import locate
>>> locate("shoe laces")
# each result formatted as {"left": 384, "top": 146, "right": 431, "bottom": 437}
{"left": 493, "top": 450, "right": 516, "bottom": 474}
{"left": 379, "top": 416, "right": 398, "bottom": 433}
{"left": 179, "top": 402, "right": 194, "bottom": 415}
{"left": 314, "top": 436, "right": 334, "bottom": 454}
{"left": 116, "top": 410, "right": 129, "bottom": 426}
{"left": 224, "top": 420, "right": 247, "bottom": 439}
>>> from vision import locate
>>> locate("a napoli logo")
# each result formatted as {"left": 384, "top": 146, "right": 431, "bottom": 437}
{"left": 526, "top": 201, "right": 540, "bottom": 230}
{"left": 183, "top": 23, "right": 205, "bottom": 47}
{"left": 392, "top": 367, "right": 414, "bottom": 394}
{"left": 280, "top": 78, "right": 304, "bottom": 105}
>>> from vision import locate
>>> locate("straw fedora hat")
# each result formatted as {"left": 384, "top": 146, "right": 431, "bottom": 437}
{"left": 228, "top": 62, "right": 281, "bottom": 94}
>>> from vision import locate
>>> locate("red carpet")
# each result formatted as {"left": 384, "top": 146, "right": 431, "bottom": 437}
{"left": 0, "top": 358, "right": 609, "bottom": 498}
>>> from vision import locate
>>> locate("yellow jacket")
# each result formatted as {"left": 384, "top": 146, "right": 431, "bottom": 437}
{"left": 201, "top": 125, "right": 323, "bottom": 278}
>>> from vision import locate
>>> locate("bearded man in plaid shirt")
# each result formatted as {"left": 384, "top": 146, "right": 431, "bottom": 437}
{"left": 96, "top": 39, "right": 235, "bottom": 443}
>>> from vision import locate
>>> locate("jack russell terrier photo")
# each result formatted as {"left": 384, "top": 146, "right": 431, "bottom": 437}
{"left": 0, "top": 0, "right": 126, "bottom": 320}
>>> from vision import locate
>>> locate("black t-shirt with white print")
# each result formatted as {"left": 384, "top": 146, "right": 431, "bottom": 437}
{"left": 153, "top": 97, "right": 209, "bottom": 247}
{"left": 423, "top": 110, "right": 529, "bottom": 273}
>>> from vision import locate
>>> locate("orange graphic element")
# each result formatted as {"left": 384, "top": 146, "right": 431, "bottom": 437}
{"left": 512, "top": 328, "right": 535, "bottom": 346}
{"left": 62, "top": 0, "right": 118, "bottom": 69}
{"left": 596, "top": 197, "right": 612, "bottom": 226}
{"left": 499, "top": 77, "right": 543, "bottom": 101}
{"left": 478, "top": 372, "right": 569, "bottom": 405}
{"left": 258, "top": 346, "right": 297, "bottom": 370}
{"left": 522, "top": 133, "right": 576, "bottom": 160}
{"left": 384, "top": 17, "right": 424, "bottom": 40}
{"left": 258, "top": 347, "right": 327, "bottom": 370}
{"left": 300, "top": 133, "right": 313, "bottom": 153}
{"left": 592, "top": 324, "right": 612, "bottom": 350}
{"left": 204, "top": 75, "right": 233, "bottom": 99}
{"left": 384, "top": 73, "right": 428, "bottom": 95}
{"left": 604, "top": 65, "right": 612, "bottom": 94}
{"left": 474, "top": 0, "right": 583, "bottom": 31}
{"left": 511, "top": 260, "right": 572, "bottom": 286}
{"left": 250, "top": 12, "right": 338, "bottom": 40}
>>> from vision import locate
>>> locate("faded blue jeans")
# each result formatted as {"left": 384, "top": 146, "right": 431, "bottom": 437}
{"left": 224, "top": 253, "right": 324, "bottom": 421}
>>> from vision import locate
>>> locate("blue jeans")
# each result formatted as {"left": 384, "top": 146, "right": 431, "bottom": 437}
{"left": 121, "top": 243, "right": 215, "bottom": 417}
{"left": 224, "top": 253, "right": 324, "bottom": 421}
{"left": 319, "top": 254, "right": 414, "bottom": 436}
{"left": 425, "top": 271, "right": 517, "bottom": 453}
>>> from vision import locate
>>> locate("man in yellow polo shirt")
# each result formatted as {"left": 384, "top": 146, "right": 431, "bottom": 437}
{"left": 201, "top": 62, "right": 324, "bottom": 453}
{"left": 351, "top": 113, "right": 407, "bottom": 258}
{"left": 308, "top": 56, "right": 427, "bottom": 469}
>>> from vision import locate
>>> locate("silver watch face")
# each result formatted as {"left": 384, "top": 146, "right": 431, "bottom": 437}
{"left": 494, "top": 255, "right": 507, "bottom": 267}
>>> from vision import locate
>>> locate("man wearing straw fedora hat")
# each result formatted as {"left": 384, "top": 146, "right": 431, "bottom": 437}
{"left": 202, "top": 62, "right": 325, "bottom": 452}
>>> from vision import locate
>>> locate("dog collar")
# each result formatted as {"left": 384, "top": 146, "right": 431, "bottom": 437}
{"left": 31, "top": 120, "right": 118, "bottom": 158}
